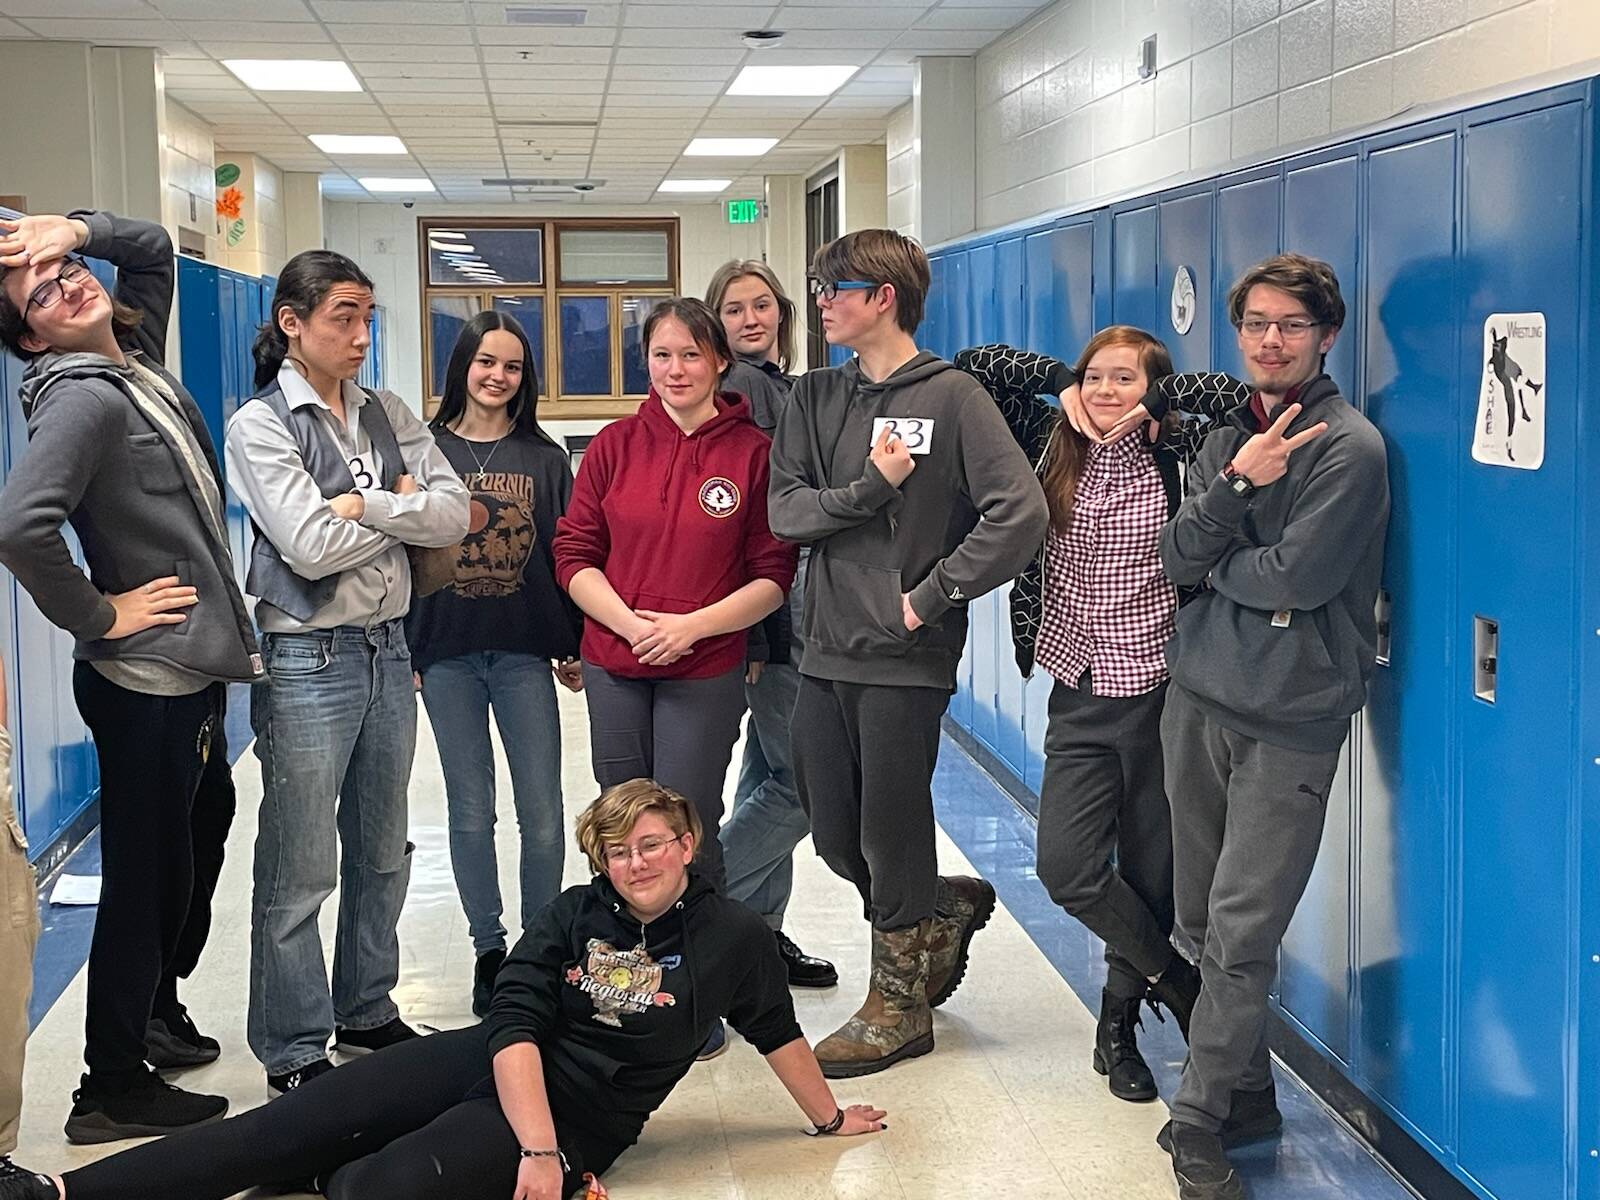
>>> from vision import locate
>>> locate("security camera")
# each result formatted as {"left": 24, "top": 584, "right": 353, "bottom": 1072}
{"left": 742, "top": 29, "right": 784, "bottom": 49}
{"left": 402, "top": 200, "right": 415, "bottom": 208}
{"left": 573, "top": 181, "right": 597, "bottom": 192}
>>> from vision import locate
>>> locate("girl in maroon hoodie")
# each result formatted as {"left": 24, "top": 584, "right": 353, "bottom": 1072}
{"left": 554, "top": 298, "right": 795, "bottom": 914}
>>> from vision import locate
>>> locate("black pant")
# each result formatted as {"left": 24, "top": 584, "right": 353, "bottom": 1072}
{"left": 582, "top": 664, "right": 748, "bottom": 891}
{"left": 72, "top": 665, "right": 230, "bottom": 1080}
{"left": 1035, "top": 675, "right": 1174, "bottom": 1000}
{"left": 62, "top": 1026, "right": 626, "bottom": 1200}
{"left": 791, "top": 676, "right": 949, "bottom": 931}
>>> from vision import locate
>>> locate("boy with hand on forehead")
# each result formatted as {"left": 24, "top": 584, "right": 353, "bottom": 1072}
{"left": 767, "top": 229, "right": 1048, "bottom": 1077}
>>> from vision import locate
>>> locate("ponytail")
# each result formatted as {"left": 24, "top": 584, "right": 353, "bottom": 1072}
{"left": 253, "top": 249, "right": 375, "bottom": 390}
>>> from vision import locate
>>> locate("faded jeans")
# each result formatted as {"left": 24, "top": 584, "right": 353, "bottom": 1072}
{"left": 420, "top": 652, "right": 564, "bottom": 955}
{"left": 248, "top": 621, "right": 416, "bottom": 1076}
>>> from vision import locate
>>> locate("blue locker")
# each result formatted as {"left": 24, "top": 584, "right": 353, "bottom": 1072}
{"left": 994, "top": 237, "right": 1025, "bottom": 347}
{"left": 924, "top": 254, "right": 949, "bottom": 359}
{"left": 1284, "top": 153, "right": 1361, "bottom": 396}
{"left": 1452, "top": 97, "right": 1583, "bottom": 1200}
{"left": 969, "top": 590, "right": 1000, "bottom": 753}
{"left": 946, "top": 251, "right": 972, "bottom": 353}
{"left": 1023, "top": 221, "right": 1095, "bottom": 363}
{"left": 1155, "top": 189, "right": 1213, "bottom": 370}
{"left": 1355, "top": 126, "right": 1459, "bottom": 1151}
{"left": 968, "top": 243, "right": 996, "bottom": 346}
{"left": 1212, "top": 174, "right": 1281, "bottom": 376}
{"left": 1111, "top": 205, "right": 1159, "bottom": 332}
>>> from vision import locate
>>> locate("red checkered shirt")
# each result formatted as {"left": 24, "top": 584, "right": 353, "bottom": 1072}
{"left": 1034, "top": 435, "right": 1174, "bottom": 697}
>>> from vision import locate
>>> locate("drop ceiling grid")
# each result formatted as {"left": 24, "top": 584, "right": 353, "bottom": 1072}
{"left": 0, "top": 0, "right": 1047, "bottom": 202}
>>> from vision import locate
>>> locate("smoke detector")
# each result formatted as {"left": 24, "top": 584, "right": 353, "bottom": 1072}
{"left": 741, "top": 29, "right": 785, "bottom": 49}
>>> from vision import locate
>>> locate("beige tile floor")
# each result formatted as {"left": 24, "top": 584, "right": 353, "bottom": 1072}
{"left": 14, "top": 689, "right": 1179, "bottom": 1199}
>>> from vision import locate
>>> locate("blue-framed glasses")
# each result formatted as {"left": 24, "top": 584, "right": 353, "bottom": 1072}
{"left": 808, "top": 276, "right": 879, "bottom": 302}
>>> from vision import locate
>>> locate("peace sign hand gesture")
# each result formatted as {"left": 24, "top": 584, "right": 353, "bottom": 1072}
{"left": 1229, "top": 403, "right": 1328, "bottom": 487}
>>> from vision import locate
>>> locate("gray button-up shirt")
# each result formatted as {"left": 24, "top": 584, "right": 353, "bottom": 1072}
{"left": 224, "top": 364, "right": 470, "bottom": 633}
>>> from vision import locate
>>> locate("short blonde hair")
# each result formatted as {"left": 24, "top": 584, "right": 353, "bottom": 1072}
{"left": 575, "top": 779, "right": 702, "bottom": 874}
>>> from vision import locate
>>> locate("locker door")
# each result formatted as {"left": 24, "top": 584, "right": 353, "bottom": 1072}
{"left": 1111, "top": 205, "right": 1159, "bottom": 332}
{"left": 925, "top": 255, "right": 949, "bottom": 359}
{"left": 1024, "top": 221, "right": 1095, "bottom": 364}
{"left": 1276, "top": 152, "right": 1363, "bottom": 1066}
{"left": 1156, "top": 190, "right": 1213, "bottom": 372}
{"left": 995, "top": 237, "right": 1025, "bottom": 347}
{"left": 1213, "top": 175, "right": 1281, "bottom": 376}
{"left": 946, "top": 252, "right": 972, "bottom": 353}
{"left": 969, "top": 589, "right": 1000, "bottom": 754}
{"left": 1453, "top": 99, "right": 1583, "bottom": 1200}
{"left": 1354, "top": 127, "right": 1458, "bottom": 1151}
{"left": 967, "top": 244, "right": 996, "bottom": 346}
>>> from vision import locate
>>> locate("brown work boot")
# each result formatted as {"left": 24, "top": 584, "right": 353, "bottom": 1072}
{"left": 925, "top": 875, "right": 996, "bottom": 1007}
{"left": 814, "top": 920, "right": 935, "bottom": 1078}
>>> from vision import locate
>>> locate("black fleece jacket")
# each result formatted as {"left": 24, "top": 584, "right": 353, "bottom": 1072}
{"left": 485, "top": 872, "right": 800, "bottom": 1146}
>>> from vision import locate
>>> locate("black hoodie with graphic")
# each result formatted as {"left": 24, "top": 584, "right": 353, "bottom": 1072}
{"left": 484, "top": 871, "right": 801, "bottom": 1147}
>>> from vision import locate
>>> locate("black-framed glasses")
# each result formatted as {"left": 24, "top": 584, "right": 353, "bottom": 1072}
{"left": 1237, "top": 317, "right": 1322, "bottom": 340}
{"left": 807, "top": 276, "right": 879, "bottom": 302}
{"left": 602, "top": 833, "right": 685, "bottom": 868}
{"left": 25, "top": 258, "right": 93, "bottom": 318}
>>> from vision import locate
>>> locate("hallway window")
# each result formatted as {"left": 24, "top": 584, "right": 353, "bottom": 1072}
{"left": 420, "top": 218, "right": 677, "bottom": 416}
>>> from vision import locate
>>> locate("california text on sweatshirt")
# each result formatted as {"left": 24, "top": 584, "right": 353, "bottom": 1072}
{"left": 552, "top": 390, "right": 797, "bottom": 680}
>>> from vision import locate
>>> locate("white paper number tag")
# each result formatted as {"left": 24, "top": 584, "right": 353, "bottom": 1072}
{"left": 871, "top": 416, "right": 936, "bottom": 455}
{"left": 1271, "top": 610, "right": 1292, "bottom": 628}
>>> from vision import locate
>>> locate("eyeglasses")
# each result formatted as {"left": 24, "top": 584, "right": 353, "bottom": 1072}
{"left": 807, "top": 276, "right": 879, "bottom": 302}
{"left": 1238, "top": 317, "right": 1322, "bottom": 340}
{"left": 25, "top": 258, "right": 93, "bottom": 318}
{"left": 602, "top": 833, "right": 684, "bottom": 868}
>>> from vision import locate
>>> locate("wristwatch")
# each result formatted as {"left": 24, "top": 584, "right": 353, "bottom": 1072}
{"left": 1220, "top": 461, "right": 1256, "bottom": 499}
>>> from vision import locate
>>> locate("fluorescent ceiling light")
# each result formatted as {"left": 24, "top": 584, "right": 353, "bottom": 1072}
{"left": 657, "top": 179, "right": 731, "bottom": 193}
{"left": 684, "top": 137, "right": 778, "bottom": 157}
{"left": 310, "top": 134, "right": 408, "bottom": 155}
{"left": 433, "top": 242, "right": 477, "bottom": 253}
{"left": 726, "top": 65, "right": 856, "bottom": 97}
{"left": 430, "top": 230, "right": 467, "bottom": 240}
{"left": 224, "top": 59, "right": 363, "bottom": 92}
{"left": 359, "top": 177, "right": 435, "bottom": 193}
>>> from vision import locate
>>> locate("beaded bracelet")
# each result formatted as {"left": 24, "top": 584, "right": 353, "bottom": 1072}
{"left": 520, "top": 1147, "right": 570, "bottom": 1171}
{"left": 809, "top": 1107, "right": 845, "bottom": 1136}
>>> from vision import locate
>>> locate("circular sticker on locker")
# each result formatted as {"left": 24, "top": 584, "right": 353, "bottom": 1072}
{"left": 1171, "top": 266, "right": 1196, "bottom": 336}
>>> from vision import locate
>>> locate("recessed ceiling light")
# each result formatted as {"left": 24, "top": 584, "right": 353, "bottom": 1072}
{"left": 224, "top": 59, "right": 363, "bottom": 92}
{"left": 684, "top": 137, "right": 778, "bottom": 157}
{"left": 360, "top": 177, "right": 435, "bottom": 193}
{"left": 657, "top": 179, "right": 731, "bottom": 193}
{"left": 727, "top": 65, "right": 857, "bottom": 97}
{"left": 310, "top": 134, "right": 408, "bottom": 155}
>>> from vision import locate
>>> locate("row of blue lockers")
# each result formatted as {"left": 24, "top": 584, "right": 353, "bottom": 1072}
{"left": 927, "top": 75, "right": 1600, "bottom": 1200}
{"left": 0, "top": 244, "right": 384, "bottom": 868}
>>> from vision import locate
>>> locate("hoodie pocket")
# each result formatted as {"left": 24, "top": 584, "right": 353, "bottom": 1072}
{"left": 127, "top": 432, "right": 184, "bottom": 495}
{"left": 1172, "top": 598, "right": 1351, "bottom": 724}
{"left": 806, "top": 554, "right": 915, "bottom": 657}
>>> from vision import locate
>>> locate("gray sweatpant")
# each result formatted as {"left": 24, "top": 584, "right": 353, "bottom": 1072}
{"left": 582, "top": 664, "right": 748, "bottom": 891}
{"left": 1161, "top": 685, "right": 1341, "bottom": 1133}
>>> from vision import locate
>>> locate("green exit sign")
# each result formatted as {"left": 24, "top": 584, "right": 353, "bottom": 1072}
{"left": 726, "top": 198, "right": 762, "bottom": 224}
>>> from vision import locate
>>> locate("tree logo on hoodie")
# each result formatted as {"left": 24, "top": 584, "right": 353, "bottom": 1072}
{"left": 698, "top": 476, "right": 741, "bottom": 519}
{"left": 566, "top": 938, "right": 678, "bottom": 1026}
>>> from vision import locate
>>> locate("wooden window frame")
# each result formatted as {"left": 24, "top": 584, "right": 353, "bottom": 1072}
{"left": 418, "top": 216, "right": 679, "bottom": 420}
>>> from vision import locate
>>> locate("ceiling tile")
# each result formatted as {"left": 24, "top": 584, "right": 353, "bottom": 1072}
{"left": 2, "top": 0, "right": 149, "bottom": 15}
{"left": 922, "top": 5, "right": 1039, "bottom": 30}
{"left": 15, "top": 15, "right": 181, "bottom": 39}
{"left": 468, "top": 1, "right": 619, "bottom": 22}
{"left": 345, "top": 44, "right": 481, "bottom": 63}
{"left": 776, "top": 6, "right": 918, "bottom": 29}
{"left": 313, "top": 0, "right": 469, "bottom": 21}
{"left": 613, "top": 47, "right": 745, "bottom": 65}
{"left": 622, "top": 4, "right": 775, "bottom": 26}
{"left": 479, "top": 45, "right": 613, "bottom": 64}
{"left": 327, "top": 22, "right": 473, "bottom": 43}
{"left": 150, "top": 0, "right": 315, "bottom": 17}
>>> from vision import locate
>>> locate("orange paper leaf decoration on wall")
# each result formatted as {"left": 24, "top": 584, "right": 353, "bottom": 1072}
{"left": 216, "top": 186, "right": 243, "bottom": 220}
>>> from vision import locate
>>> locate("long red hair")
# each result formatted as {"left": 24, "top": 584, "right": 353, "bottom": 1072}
{"left": 1040, "top": 326, "right": 1175, "bottom": 532}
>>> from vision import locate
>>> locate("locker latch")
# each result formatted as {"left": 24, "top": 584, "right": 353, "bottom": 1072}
{"left": 1473, "top": 616, "right": 1499, "bottom": 705}
{"left": 1374, "top": 589, "right": 1392, "bottom": 667}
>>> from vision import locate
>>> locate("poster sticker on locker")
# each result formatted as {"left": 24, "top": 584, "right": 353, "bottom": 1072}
{"left": 1472, "top": 313, "right": 1546, "bottom": 470}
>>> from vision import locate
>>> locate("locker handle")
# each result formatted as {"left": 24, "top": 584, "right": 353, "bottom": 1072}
{"left": 1374, "top": 589, "right": 1392, "bottom": 667}
{"left": 1473, "top": 616, "right": 1498, "bottom": 705}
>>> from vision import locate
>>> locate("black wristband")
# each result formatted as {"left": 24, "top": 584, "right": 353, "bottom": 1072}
{"left": 520, "top": 1147, "right": 569, "bottom": 1170}
{"left": 811, "top": 1107, "right": 845, "bottom": 1136}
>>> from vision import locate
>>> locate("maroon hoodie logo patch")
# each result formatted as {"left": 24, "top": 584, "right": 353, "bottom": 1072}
{"left": 566, "top": 938, "right": 677, "bottom": 1027}
{"left": 698, "top": 476, "right": 741, "bottom": 519}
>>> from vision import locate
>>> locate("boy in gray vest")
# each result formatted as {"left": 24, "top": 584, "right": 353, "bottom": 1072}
{"left": 0, "top": 210, "right": 260, "bottom": 1142}
{"left": 224, "top": 250, "right": 468, "bottom": 1096}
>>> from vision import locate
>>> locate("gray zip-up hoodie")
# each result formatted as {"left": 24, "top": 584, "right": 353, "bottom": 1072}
{"left": 768, "top": 351, "right": 1048, "bottom": 690}
{"left": 0, "top": 212, "right": 262, "bottom": 685}
{"left": 1160, "top": 374, "right": 1389, "bottom": 751}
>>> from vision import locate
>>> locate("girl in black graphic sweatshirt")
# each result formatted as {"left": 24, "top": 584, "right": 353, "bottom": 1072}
{"left": 37, "top": 782, "right": 885, "bottom": 1200}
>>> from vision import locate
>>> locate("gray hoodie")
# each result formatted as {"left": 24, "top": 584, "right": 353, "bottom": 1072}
{"left": 1159, "top": 374, "right": 1389, "bottom": 751}
{"left": 0, "top": 212, "right": 261, "bottom": 686}
{"left": 768, "top": 351, "right": 1048, "bottom": 691}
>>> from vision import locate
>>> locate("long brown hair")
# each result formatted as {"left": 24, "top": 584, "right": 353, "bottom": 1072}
{"left": 706, "top": 259, "right": 798, "bottom": 374}
{"left": 1040, "top": 326, "right": 1175, "bottom": 532}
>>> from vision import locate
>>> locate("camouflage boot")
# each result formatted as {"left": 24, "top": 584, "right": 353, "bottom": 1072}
{"left": 814, "top": 920, "right": 935, "bottom": 1079}
{"left": 925, "top": 875, "right": 997, "bottom": 1007}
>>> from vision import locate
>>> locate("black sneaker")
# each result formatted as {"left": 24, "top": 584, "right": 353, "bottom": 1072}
{"left": 334, "top": 1017, "right": 421, "bottom": 1056}
{"left": 267, "top": 1057, "right": 336, "bottom": 1097}
{"left": 1091, "top": 989, "right": 1157, "bottom": 1102}
{"left": 145, "top": 1007, "right": 221, "bottom": 1071}
{"left": 1162, "top": 1121, "right": 1244, "bottom": 1200}
{"left": 64, "top": 1068, "right": 228, "bottom": 1144}
{"left": 775, "top": 931, "right": 838, "bottom": 989}
{"left": 1149, "top": 954, "right": 1202, "bottom": 1042}
{"left": 696, "top": 1019, "right": 728, "bottom": 1061}
{"left": 1222, "top": 1082, "right": 1282, "bottom": 1146}
{"left": 473, "top": 948, "right": 507, "bottom": 1018}
{"left": 0, "top": 1157, "right": 58, "bottom": 1200}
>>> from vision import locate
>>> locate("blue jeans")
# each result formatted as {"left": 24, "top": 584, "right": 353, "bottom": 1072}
{"left": 419, "top": 653, "right": 564, "bottom": 956}
{"left": 248, "top": 622, "right": 416, "bottom": 1075}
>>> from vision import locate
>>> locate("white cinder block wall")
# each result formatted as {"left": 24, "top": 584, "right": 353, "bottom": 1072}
{"left": 974, "top": 0, "right": 1600, "bottom": 231}
{"left": 886, "top": 103, "right": 920, "bottom": 239}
